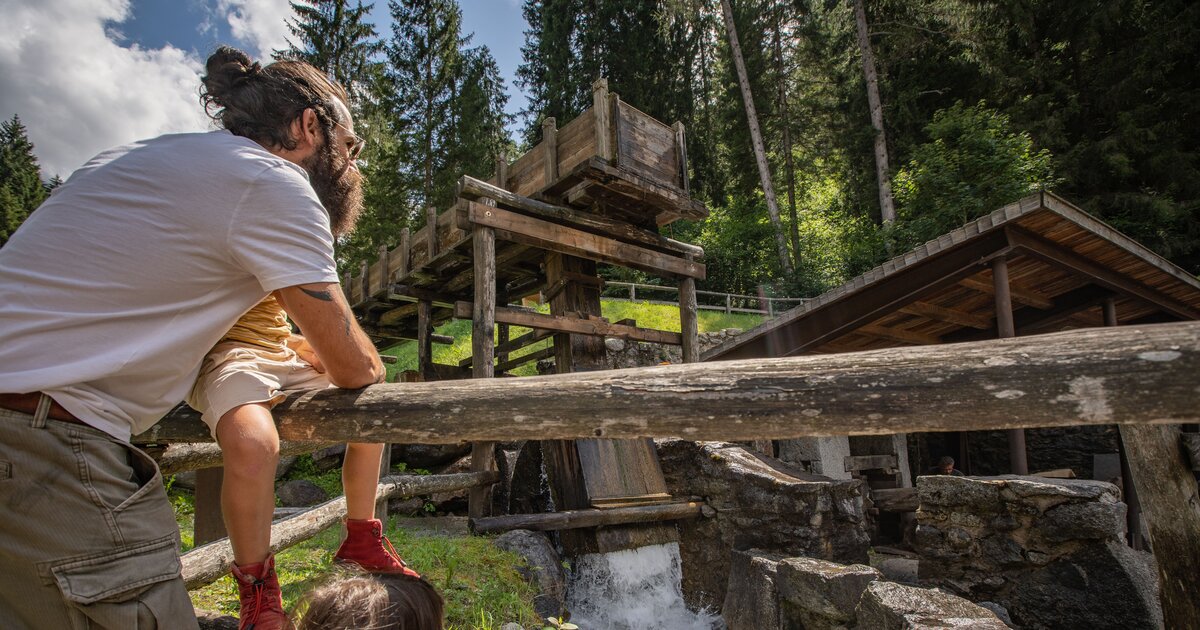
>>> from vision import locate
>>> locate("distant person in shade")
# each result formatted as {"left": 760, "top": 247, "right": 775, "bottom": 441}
{"left": 928, "top": 455, "right": 965, "bottom": 476}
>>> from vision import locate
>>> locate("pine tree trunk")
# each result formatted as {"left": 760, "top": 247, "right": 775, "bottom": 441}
{"left": 719, "top": 0, "right": 794, "bottom": 275}
{"left": 772, "top": 10, "right": 802, "bottom": 272}
{"left": 853, "top": 0, "right": 895, "bottom": 225}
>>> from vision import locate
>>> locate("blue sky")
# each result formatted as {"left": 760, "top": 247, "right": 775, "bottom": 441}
{"left": 0, "top": 0, "right": 530, "bottom": 177}
{"left": 117, "top": 0, "right": 532, "bottom": 120}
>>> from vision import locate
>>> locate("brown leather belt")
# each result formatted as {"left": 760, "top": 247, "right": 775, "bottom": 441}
{"left": 0, "top": 392, "right": 85, "bottom": 423}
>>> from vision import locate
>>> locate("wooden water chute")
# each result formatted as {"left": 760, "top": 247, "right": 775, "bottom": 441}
{"left": 340, "top": 78, "right": 708, "bottom": 555}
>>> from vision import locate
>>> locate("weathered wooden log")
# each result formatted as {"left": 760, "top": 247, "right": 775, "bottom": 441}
{"left": 1182, "top": 433, "right": 1200, "bottom": 472}
{"left": 470, "top": 501, "right": 704, "bottom": 535}
{"left": 181, "top": 471, "right": 498, "bottom": 589}
{"left": 1120, "top": 424, "right": 1200, "bottom": 630}
{"left": 152, "top": 441, "right": 330, "bottom": 475}
{"left": 136, "top": 322, "right": 1200, "bottom": 445}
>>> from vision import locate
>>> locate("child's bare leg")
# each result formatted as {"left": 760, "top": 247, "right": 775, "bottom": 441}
{"left": 343, "top": 442, "right": 385, "bottom": 520}
{"left": 215, "top": 402, "right": 280, "bottom": 566}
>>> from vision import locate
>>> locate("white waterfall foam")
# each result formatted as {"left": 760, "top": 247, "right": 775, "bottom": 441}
{"left": 565, "top": 542, "right": 722, "bottom": 630}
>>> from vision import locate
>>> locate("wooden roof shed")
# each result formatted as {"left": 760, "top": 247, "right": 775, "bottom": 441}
{"left": 703, "top": 191, "right": 1200, "bottom": 479}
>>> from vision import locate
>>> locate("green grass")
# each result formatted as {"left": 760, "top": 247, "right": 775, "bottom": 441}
{"left": 381, "top": 298, "right": 765, "bottom": 378}
{"left": 174, "top": 482, "right": 541, "bottom": 628}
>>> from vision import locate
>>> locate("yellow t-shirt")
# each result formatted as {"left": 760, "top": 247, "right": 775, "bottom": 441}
{"left": 221, "top": 294, "right": 292, "bottom": 352}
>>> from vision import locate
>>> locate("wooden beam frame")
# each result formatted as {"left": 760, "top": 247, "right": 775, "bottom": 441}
{"left": 494, "top": 345, "right": 556, "bottom": 373}
{"left": 1006, "top": 225, "right": 1200, "bottom": 320}
{"left": 458, "top": 201, "right": 704, "bottom": 280}
{"left": 705, "top": 231, "right": 1013, "bottom": 360}
{"left": 959, "top": 275, "right": 1055, "bottom": 310}
{"left": 454, "top": 301, "right": 683, "bottom": 346}
{"left": 899, "top": 301, "right": 992, "bottom": 330}
{"left": 857, "top": 323, "right": 940, "bottom": 346}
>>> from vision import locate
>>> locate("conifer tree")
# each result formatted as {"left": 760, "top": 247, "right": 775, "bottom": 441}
{"left": 385, "top": 0, "right": 464, "bottom": 210}
{"left": 276, "top": 0, "right": 383, "bottom": 103}
{"left": 0, "top": 115, "right": 47, "bottom": 246}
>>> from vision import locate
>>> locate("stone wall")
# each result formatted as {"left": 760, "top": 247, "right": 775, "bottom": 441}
{"left": 657, "top": 440, "right": 870, "bottom": 610}
{"left": 603, "top": 329, "right": 742, "bottom": 369}
{"left": 914, "top": 475, "right": 1162, "bottom": 629}
{"left": 723, "top": 550, "right": 1009, "bottom": 630}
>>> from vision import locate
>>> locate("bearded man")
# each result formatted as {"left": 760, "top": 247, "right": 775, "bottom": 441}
{"left": 0, "top": 47, "right": 384, "bottom": 629}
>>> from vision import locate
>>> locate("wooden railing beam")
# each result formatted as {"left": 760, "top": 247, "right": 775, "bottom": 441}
{"left": 136, "top": 322, "right": 1200, "bottom": 445}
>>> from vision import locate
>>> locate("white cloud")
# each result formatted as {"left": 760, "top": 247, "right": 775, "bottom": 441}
{"left": 0, "top": 0, "right": 210, "bottom": 178}
{"left": 217, "top": 0, "right": 293, "bottom": 59}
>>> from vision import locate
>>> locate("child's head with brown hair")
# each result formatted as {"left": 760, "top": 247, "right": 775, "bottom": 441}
{"left": 296, "top": 570, "right": 445, "bottom": 630}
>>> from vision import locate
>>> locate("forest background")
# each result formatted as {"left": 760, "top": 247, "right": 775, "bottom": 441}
{"left": 3, "top": 0, "right": 1198, "bottom": 301}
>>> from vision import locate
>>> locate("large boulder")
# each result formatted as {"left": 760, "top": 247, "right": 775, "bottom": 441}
{"left": 492, "top": 529, "right": 567, "bottom": 620}
{"left": 855, "top": 581, "right": 1008, "bottom": 629}
{"left": 657, "top": 440, "right": 870, "bottom": 610}
{"left": 276, "top": 479, "right": 328, "bottom": 507}
{"left": 390, "top": 443, "right": 472, "bottom": 470}
{"left": 722, "top": 550, "right": 785, "bottom": 630}
{"left": 914, "top": 474, "right": 1162, "bottom": 629}
{"left": 776, "top": 557, "right": 881, "bottom": 629}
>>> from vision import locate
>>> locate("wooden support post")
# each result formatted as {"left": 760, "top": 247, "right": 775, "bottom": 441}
{"left": 992, "top": 257, "right": 1028, "bottom": 475}
{"left": 1119, "top": 424, "right": 1200, "bottom": 628}
{"left": 673, "top": 121, "right": 689, "bottom": 194}
{"left": 494, "top": 150, "right": 508, "bottom": 189}
{"left": 341, "top": 271, "right": 351, "bottom": 303}
{"left": 592, "top": 79, "right": 612, "bottom": 162}
{"left": 609, "top": 92, "right": 622, "bottom": 168}
{"left": 397, "top": 227, "right": 410, "bottom": 281}
{"left": 376, "top": 244, "right": 389, "bottom": 296}
{"left": 426, "top": 206, "right": 438, "bottom": 260}
{"left": 358, "top": 261, "right": 369, "bottom": 307}
{"left": 1104, "top": 296, "right": 1143, "bottom": 549}
{"left": 469, "top": 225, "right": 497, "bottom": 520}
{"left": 417, "top": 300, "right": 434, "bottom": 382}
{"left": 542, "top": 117, "right": 558, "bottom": 188}
{"left": 496, "top": 323, "right": 510, "bottom": 376}
{"left": 680, "top": 255, "right": 699, "bottom": 364}
{"left": 193, "top": 467, "right": 226, "bottom": 545}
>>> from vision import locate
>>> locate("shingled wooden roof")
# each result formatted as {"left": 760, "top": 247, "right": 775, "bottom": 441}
{"left": 703, "top": 191, "right": 1200, "bottom": 361}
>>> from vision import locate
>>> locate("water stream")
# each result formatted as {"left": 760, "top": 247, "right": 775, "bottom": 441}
{"left": 565, "top": 542, "right": 722, "bottom": 630}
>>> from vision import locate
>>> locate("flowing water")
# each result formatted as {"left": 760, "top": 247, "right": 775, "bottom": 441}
{"left": 565, "top": 542, "right": 722, "bottom": 630}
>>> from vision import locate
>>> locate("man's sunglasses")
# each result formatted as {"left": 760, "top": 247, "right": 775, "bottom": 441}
{"left": 333, "top": 119, "right": 365, "bottom": 160}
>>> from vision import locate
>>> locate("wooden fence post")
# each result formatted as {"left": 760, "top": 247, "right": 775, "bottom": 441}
{"left": 193, "top": 468, "right": 226, "bottom": 545}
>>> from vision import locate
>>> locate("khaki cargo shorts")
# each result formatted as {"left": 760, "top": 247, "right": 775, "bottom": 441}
{"left": 187, "top": 341, "right": 333, "bottom": 439}
{"left": 0, "top": 407, "right": 199, "bottom": 629}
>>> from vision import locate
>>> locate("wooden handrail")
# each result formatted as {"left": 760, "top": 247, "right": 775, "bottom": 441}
{"left": 136, "top": 322, "right": 1200, "bottom": 445}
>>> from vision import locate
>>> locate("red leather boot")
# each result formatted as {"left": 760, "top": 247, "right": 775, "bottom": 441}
{"left": 230, "top": 554, "right": 292, "bottom": 630}
{"left": 333, "top": 518, "right": 421, "bottom": 577}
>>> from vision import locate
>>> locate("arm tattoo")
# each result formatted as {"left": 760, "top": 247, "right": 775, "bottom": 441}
{"left": 300, "top": 287, "right": 334, "bottom": 302}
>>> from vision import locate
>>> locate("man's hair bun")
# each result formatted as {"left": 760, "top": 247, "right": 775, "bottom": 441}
{"left": 196, "top": 45, "right": 349, "bottom": 151}
{"left": 201, "top": 46, "right": 262, "bottom": 113}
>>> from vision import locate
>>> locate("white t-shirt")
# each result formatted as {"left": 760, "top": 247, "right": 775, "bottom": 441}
{"left": 0, "top": 130, "right": 339, "bottom": 441}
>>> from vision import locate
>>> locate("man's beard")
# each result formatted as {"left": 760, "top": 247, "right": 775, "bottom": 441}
{"left": 302, "top": 135, "right": 364, "bottom": 238}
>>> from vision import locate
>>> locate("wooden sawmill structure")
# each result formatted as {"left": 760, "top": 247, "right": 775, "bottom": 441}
{"left": 132, "top": 81, "right": 1200, "bottom": 628}
{"left": 340, "top": 78, "right": 707, "bottom": 554}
